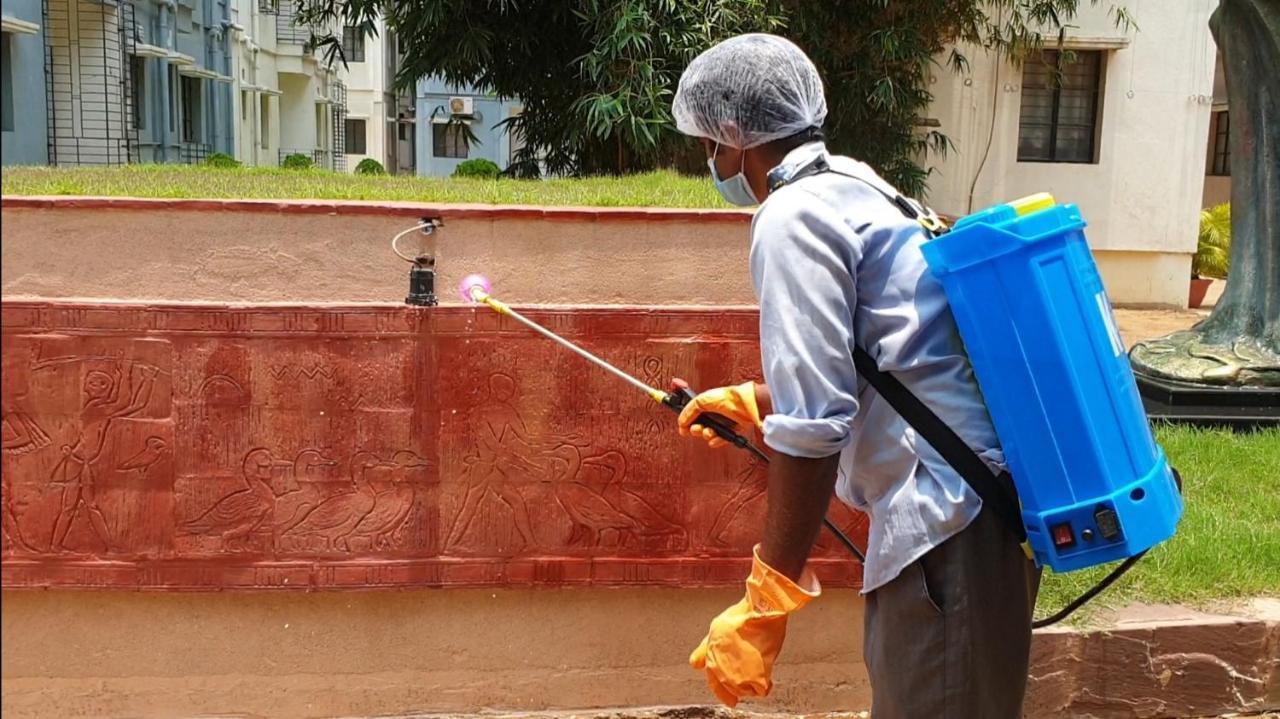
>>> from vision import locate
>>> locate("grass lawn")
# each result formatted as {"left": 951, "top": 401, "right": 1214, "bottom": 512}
{"left": 0, "top": 164, "right": 728, "bottom": 208}
{"left": 1036, "top": 424, "right": 1280, "bottom": 621}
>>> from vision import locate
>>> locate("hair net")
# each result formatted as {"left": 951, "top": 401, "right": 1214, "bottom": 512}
{"left": 673, "top": 34, "right": 827, "bottom": 150}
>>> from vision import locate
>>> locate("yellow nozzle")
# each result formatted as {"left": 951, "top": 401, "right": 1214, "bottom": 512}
{"left": 1008, "top": 192, "right": 1055, "bottom": 216}
{"left": 469, "top": 286, "right": 509, "bottom": 314}
{"left": 649, "top": 389, "right": 667, "bottom": 403}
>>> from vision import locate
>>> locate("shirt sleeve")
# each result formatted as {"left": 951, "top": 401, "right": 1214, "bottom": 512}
{"left": 750, "top": 188, "right": 864, "bottom": 459}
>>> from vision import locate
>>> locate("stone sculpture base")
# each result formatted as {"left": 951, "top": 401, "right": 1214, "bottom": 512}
{"left": 1135, "top": 374, "right": 1280, "bottom": 429}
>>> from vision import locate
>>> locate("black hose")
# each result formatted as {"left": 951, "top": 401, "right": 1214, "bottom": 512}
{"left": 1032, "top": 551, "right": 1146, "bottom": 629}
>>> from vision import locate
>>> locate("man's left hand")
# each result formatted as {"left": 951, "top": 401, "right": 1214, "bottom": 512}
{"left": 689, "top": 544, "right": 820, "bottom": 706}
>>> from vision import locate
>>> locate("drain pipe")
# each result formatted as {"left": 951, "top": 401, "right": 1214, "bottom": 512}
{"left": 157, "top": 0, "right": 176, "bottom": 162}
{"left": 219, "top": 0, "right": 232, "bottom": 154}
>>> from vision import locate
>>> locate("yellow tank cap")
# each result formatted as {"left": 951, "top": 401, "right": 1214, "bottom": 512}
{"left": 1008, "top": 192, "right": 1056, "bottom": 216}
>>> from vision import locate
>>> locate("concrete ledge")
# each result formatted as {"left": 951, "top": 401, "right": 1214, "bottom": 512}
{"left": 3, "top": 195, "right": 1187, "bottom": 306}
{"left": 2, "top": 593, "right": 1276, "bottom": 718}
{"left": 0, "top": 195, "right": 756, "bottom": 224}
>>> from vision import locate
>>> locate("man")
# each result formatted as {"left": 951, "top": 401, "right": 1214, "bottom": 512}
{"left": 672, "top": 34, "right": 1039, "bottom": 718}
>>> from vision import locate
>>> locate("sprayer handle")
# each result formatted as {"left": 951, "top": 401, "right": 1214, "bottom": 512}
{"left": 662, "top": 380, "right": 751, "bottom": 449}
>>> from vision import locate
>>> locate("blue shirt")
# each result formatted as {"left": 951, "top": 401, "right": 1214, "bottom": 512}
{"left": 751, "top": 142, "right": 1003, "bottom": 592}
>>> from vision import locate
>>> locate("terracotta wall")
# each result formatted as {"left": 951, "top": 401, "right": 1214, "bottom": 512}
{"left": 0, "top": 302, "right": 865, "bottom": 589}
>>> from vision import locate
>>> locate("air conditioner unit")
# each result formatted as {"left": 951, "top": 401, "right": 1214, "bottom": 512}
{"left": 448, "top": 96, "right": 474, "bottom": 116}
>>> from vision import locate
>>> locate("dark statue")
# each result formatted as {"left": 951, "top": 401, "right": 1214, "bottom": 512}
{"left": 1130, "top": 0, "right": 1280, "bottom": 388}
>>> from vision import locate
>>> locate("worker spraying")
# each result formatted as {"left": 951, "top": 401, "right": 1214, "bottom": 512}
{"left": 455, "top": 30, "right": 1180, "bottom": 717}
{"left": 669, "top": 34, "right": 1036, "bottom": 716}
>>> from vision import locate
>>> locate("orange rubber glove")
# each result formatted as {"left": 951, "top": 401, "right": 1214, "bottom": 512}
{"left": 689, "top": 545, "right": 821, "bottom": 706}
{"left": 677, "top": 381, "right": 762, "bottom": 449}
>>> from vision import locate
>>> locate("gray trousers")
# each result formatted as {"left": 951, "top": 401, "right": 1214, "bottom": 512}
{"left": 864, "top": 507, "right": 1041, "bottom": 719}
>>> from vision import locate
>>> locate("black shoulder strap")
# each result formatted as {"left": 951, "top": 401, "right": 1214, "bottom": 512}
{"left": 777, "top": 156, "right": 1023, "bottom": 540}
{"left": 852, "top": 348, "right": 1026, "bottom": 541}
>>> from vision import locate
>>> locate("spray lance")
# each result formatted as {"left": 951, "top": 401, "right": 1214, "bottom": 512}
{"left": 458, "top": 275, "right": 865, "bottom": 563}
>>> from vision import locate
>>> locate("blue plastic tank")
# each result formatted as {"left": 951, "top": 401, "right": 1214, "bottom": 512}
{"left": 923, "top": 194, "right": 1183, "bottom": 572}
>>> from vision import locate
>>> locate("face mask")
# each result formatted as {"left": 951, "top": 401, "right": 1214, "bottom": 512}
{"left": 709, "top": 142, "right": 759, "bottom": 207}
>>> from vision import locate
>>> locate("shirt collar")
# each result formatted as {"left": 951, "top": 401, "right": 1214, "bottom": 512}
{"left": 766, "top": 141, "right": 827, "bottom": 190}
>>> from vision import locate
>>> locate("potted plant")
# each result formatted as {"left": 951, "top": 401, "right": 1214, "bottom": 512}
{"left": 1191, "top": 203, "right": 1230, "bottom": 308}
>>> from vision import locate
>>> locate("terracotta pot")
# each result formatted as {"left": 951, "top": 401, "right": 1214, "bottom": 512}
{"left": 1188, "top": 277, "right": 1213, "bottom": 308}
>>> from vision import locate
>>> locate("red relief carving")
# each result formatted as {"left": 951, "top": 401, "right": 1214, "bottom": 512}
{"left": 1, "top": 302, "right": 866, "bottom": 590}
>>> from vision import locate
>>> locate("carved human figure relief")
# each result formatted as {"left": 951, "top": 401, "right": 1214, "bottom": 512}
{"left": 444, "top": 374, "right": 543, "bottom": 550}
{"left": 49, "top": 361, "right": 158, "bottom": 553}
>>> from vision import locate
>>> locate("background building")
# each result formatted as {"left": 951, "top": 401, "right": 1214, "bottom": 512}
{"left": 923, "top": 0, "right": 1220, "bottom": 305}
{"left": 338, "top": 18, "right": 413, "bottom": 174}
{"left": 229, "top": 0, "right": 345, "bottom": 169}
{"left": 1202, "top": 51, "right": 1230, "bottom": 208}
{"left": 1, "top": 0, "right": 47, "bottom": 165}
{"left": 414, "top": 77, "right": 523, "bottom": 177}
{"left": 0, "top": 0, "right": 343, "bottom": 168}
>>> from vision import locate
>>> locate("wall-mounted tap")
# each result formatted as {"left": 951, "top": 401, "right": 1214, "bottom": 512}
{"left": 392, "top": 216, "right": 444, "bottom": 307}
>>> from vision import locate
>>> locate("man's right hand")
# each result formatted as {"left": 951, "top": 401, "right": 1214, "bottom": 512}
{"left": 676, "top": 381, "right": 764, "bottom": 449}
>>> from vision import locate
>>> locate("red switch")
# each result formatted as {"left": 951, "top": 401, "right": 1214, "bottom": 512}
{"left": 1051, "top": 523, "right": 1075, "bottom": 548}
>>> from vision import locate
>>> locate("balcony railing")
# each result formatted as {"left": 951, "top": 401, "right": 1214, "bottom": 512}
{"left": 180, "top": 142, "right": 212, "bottom": 165}
{"left": 274, "top": 0, "right": 312, "bottom": 46}
{"left": 279, "top": 148, "right": 333, "bottom": 170}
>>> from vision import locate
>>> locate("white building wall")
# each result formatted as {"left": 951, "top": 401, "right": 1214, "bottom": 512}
{"left": 340, "top": 28, "right": 384, "bottom": 172}
{"left": 225, "top": 0, "right": 340, "bottom": 167}
{"left": 923, "top": 0, "right": 1219, "bottom": 306}
{"left": 339, "top": 19, "right": 412, "bottom": 173}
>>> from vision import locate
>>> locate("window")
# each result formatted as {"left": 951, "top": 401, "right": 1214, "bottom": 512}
{"left": 508, "top": 115, "right": 526, "bottom": 166}
{"left": 180, "top": 75, "right": 201, "bottom": 142}
{"left": 168, "top": 66, "right": 178, "bottom": 132}
{"left": 398, "top": 122, "right": 409, "bottom": 141}
{"left": 432, "top": 123, "right": 468, "bottom": 158}
{"left": 341, "top": 26, "right": 365, "bottom": 63}
{"left": 1017, "top": 50, "right": 1104, "bottom": 163}
{"left": 241, "top": 90, "right": 249, "bottom": 121}
{"left": 315, "top": 104, "right": 326, "bottom": 147}
{"left": 344, "top": 118, "right": 366, "bottom": 154}
{"left": 259, "top": 96, "right": 269, "bottom": 149}
{"left": 1209, "top": 110, "right": 1230, "bottom": 176}
{"left": 1, "top": 33, "right": 13, "bottom": 132}
{"left": 130, "top": 56, "right": 146, "bottom": 130}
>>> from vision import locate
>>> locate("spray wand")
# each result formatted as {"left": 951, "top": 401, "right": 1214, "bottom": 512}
{"left": 460, "top": 276, "right": 865, "bottom": 563}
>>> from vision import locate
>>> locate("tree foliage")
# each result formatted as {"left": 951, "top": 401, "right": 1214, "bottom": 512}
{"left": 1194, "top": 203, "right": 1232, "bottom": 279}
{"left": 298, "top": 0, "right": 1132, "bottom": 193}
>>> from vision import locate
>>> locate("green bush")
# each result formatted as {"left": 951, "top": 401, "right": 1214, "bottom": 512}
{"left": 354, "top": 158, "right": 386, "bottom": 175}
{"left": 452, "top": 158, "right": 501, "bottom": 180}
{"left": 204, "top": 152, "right": 242, "bottom": 169}
{"left": 282, "top": 153, "right": 314, "bottom": 170}
{"left": 1194, "top": 203, "right": 1231, "bottom": 279}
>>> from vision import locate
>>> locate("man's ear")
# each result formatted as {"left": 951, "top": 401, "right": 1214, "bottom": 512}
{"left": 718, "top": 121, "right": 742, "bottom": 149}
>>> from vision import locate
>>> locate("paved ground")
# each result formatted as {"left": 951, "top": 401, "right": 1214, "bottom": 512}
{"left": 360, "top": 709, "right": 1277, "bottom": 719}
{"left": 1115, "top": 307, "right": 1207, "bottom": 349}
